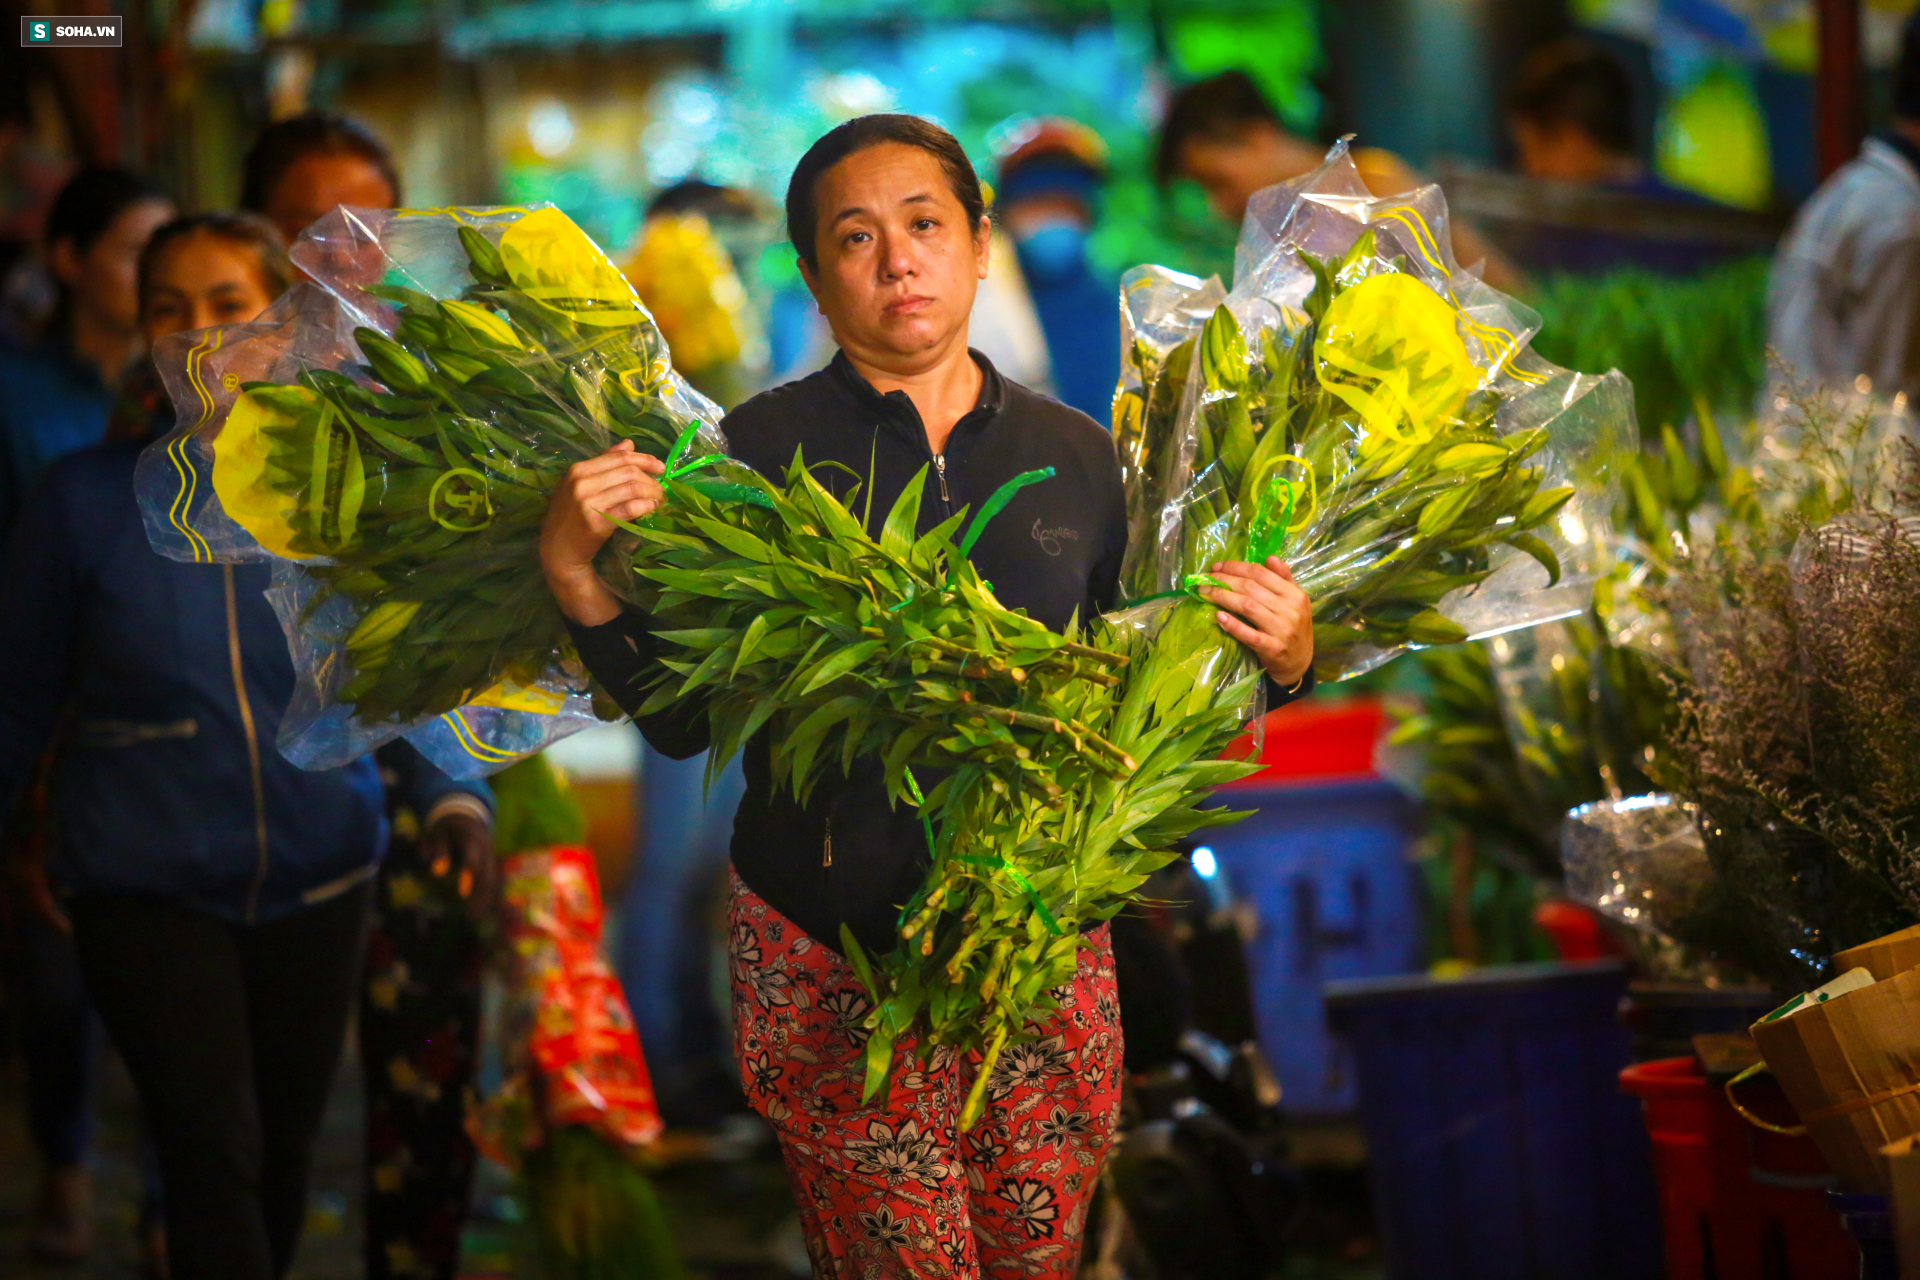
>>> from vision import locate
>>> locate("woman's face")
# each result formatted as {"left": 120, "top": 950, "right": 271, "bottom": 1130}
{"left": 799, "top": 142, "right": 989, "bottom": 368}
{"left": 262, "top": 150, "right": 396, "bottom": 246}
{"left": 53, "top": 197, "right": 175, "bottom": 336}
{"left": 142, "top": 232, "right": 277, "bottom": 343}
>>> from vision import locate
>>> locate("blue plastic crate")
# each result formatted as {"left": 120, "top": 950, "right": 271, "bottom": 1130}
{"left": 1199, "top": 777, "right": 1424, "bottom": 1115}
{"left": 1325, "top": 960, "right": 1664, "bottom": 1280}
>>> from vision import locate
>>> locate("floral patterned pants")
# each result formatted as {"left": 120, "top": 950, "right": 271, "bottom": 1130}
{"left": 361, "top": 835, "right": 483, "bottom": 1280}
{"left": 726, "top": 870, "right": 1123, "bottom": 1280}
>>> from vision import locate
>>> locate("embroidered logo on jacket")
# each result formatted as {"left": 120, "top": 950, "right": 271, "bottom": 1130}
{"left": 1031, "top": 519, "right": 1079, "bottom": 556}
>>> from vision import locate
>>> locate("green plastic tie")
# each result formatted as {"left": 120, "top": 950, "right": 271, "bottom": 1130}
{"left": 954, "top": 854, "right": 1063, "bottom": 936}
{"left": 1115, "top": 464, "right": 1304, "bottom": 610}
{"left": 957, "top": 466, "right": 1055, "bottom": 557}
{"left": 901, "top": 767, "right": 1062, "bottom": 937}
{"left": 651, "top": 420, "right": 777, "bottom": 512}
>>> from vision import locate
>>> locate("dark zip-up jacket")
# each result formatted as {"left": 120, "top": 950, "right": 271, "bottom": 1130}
{"left": 571, "top": 352, "right": 1305, "bottom": 954}
{"left": 0, "top": 439, "right": 486, "bottom": 923}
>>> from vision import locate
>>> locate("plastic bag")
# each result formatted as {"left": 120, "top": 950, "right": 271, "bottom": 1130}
{"left": 1112, "top": 265, "right": 1227, "bottom": 602}
{"left": 470, "top": 826, "right": 680, "bottom": 1280}
{"left": 1562, "top": 793, "right": 1712, "bottom": 939}
{"left": 1484, "top": 619, "right": 1602, "bottom": 813}
{"left": 1562, "top": 792, "right": 1782, "bottom": 984}
{"left": 1114, "top": 141, "right": 1632, "bottom": 681}
{"left": 472, "top": 843, "right": 663, "bottom": 1158}
{"left": 134, "top": 204, "right": 725, "bottom": 777}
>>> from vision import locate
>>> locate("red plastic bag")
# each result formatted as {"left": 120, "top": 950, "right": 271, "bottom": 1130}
{"left": 480, "top": 845, "right": 662, "bottom": 1159}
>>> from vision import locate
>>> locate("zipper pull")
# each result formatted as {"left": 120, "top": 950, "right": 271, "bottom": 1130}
{"left": 822, "top": 821, "right": 833, "bottom": 869}
{"left": 934, "top": 454, "right": 950, "bottom": 504}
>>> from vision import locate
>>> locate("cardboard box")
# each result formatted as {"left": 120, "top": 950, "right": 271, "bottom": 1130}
{"left": 1883, "top": 1134, "right": 1920, "bottom": 1280}
{"left": 1751, "top": 965, "right": 1920, "bottom": 1194}
{"left": 1835, "top": 924, "right": 1920, "bottom": 982}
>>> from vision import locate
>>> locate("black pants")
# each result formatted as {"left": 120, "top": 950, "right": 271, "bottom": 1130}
{"left": 70, "top": 887, "right": 371, "bottom": 1280}
{"left": 3, "top": 888, "right": 100, "bottom": 1167}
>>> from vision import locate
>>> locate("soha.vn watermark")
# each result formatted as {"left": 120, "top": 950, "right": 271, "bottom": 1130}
{"left": 21, "top": 15, "right": 122, "bottom": 46}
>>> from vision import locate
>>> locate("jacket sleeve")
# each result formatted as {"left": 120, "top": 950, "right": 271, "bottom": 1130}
{"left": 566, "top": 605, "right": 712, "bottom": 760}
{"left": 1262, "top": 667, "right": 1315, "bottom": 710}
{"left": 376, "top": 739, "right": 493, "bottom": 827}
{"left": 0, "top": 472, "right": 79, "bottom": 820}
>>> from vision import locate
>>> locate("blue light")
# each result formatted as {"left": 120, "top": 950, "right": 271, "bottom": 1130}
{"left": 1192, "top": 846, "right": 1217, "bottom": 879}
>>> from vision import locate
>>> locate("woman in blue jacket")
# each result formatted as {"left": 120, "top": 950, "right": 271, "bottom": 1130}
{"left": 0, "top": 212, "right": 490, "bottom": 1280}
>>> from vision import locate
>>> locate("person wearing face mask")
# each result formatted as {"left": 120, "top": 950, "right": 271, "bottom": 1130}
{"left": 993, "top": 118, "right": 1121, "bottom": 424}
{"left": 540, "top": 114, "right": 1317, "bottom": 1279}
{"left": 0, "top": 211, "right": 492, "bottom": 1280}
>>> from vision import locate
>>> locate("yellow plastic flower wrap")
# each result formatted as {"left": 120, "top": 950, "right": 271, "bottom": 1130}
{"left": 134, "top": 204, "right": 725, "bottom": 777}
{"left": 1110, "top": 139, "right": 1635, "bottom": 683}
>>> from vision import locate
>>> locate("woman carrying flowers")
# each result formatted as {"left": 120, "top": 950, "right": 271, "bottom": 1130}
{"left": 538, "top": 115, "right": 1315, "bottom": 1279}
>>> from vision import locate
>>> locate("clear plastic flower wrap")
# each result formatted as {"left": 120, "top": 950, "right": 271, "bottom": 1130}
{"left": 1112, "top": 264, "right": 1227, "bottom": 603}
{"left": 133, "top": 204, "right": 724, "bottom": 777}
{"left": 1110, "top": 142, "right": 1633, "bottom": 681}
{"left": 1562, "top": 793, "right": 1713, "bottom": 938}
{"left": 1485, "top": 619, "right": 1595, "bottom": 809}
{"left": 1561, "top": 792, "right": 1757, "bottom": 983}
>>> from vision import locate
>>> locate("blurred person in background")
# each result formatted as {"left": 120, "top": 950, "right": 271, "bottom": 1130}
{"left": 0, "top": 162, "right": 171, "bottom": 1268}
{"left": 1509, "top": 40, "right": 1645, "bottom": 189}
{"left": 625, "top": 179, "right": 770, "bottom": 409}
{"left": 0, "top": 47, "right": 81, "bottom": 342}
{"left": 993, "top": 117, "right": 1120, "bottom": 423}
{"left": 1504, "top": 39, "right": 1731, "bottom": 277}
{"left": 1768, "top": 10, "right": 1920, "bottom": 402}
{"left": 0, "top": 211, "right": 489, "bottom": 1280}
{"left": 1156, "top": 70, "right": 1519, "bottom": 291}
{"left": 240, "top": 110, "right": 400, "bottom": 247}
{"left": 0, "top": 166, "right": 172, "bottom": 531}
{"left": 237, "top": 110, "right": 499, "bottom": 1280}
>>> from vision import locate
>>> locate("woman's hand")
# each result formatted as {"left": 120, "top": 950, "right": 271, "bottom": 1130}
{"left": 539, "top": 441, "right": 667, "bottom": 626}
{"left": 1202, "top": 556, "right": 1314, "bottom": 690}
{"left": 420, "top": 810, "right": 496, "bottom": 925}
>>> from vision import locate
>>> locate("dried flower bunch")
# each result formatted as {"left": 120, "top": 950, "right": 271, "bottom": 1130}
{"left": 1656, "top": 387, "right": 1920, "bottom": 990}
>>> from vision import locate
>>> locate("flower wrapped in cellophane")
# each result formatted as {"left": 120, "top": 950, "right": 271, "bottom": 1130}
{"left": 1111, "top": 141, "right": 1633, "bottom": 683}
{"left": 134, "top": 204, "right": 721, "bottom": 777}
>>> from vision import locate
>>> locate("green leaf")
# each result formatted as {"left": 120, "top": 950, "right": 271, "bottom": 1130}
{"left": 691, "top": 518, "right": 775, "bottom": 564}
{"left": 1514, "top": 484, "right": 1575, "bottom": 531}
{"left": 839, "top": 924, "right": 877, "bottom": 995}
{"left": 780, "top": 695, "right": 864, "bottom": 790}
{"left": 732, "top": 613, "right": 771, "bottom": 678}
{"left": 861, "top": 1021, "right": 898, "bottom": 1105}
{"left": 796, "top": 639, "right": 884, "bottom": 697}
{"left": 336, "top": 425, "right": 365, "bottom": 547}
{"left": 880, "top": 466, "right": 928, "bottom": 561}
{"left": 1502, "top": 532, "right": 1562, "bottom": 586}
{"left": 1416, "top": 483, "right": 1477, "bottom": 539}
